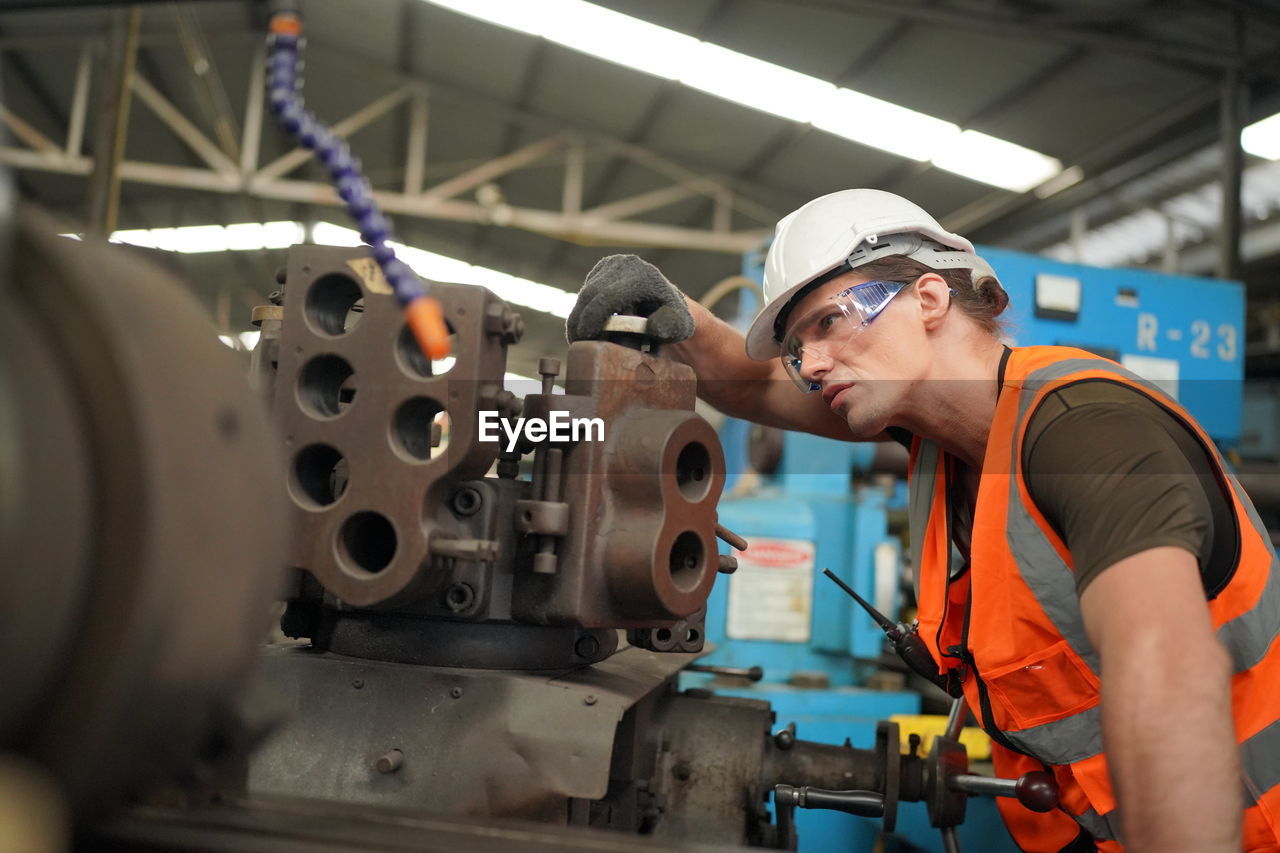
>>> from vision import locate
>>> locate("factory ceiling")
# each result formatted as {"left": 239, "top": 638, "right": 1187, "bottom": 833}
{"left": 2, "top": 0, "right": 1280, "bottom": 378}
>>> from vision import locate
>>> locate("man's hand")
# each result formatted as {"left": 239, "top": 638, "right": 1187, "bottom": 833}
{"left": 1080, "top": 545, "right": 1241, "bottom": 852}
{"left": 567, "top": 254, "right": 694, "bottom": 344}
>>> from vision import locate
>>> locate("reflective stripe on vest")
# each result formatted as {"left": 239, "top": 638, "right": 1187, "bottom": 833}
{"left": 1244, "top": 717, "right": 1280, "bottom": 807}
{"left": 1219, "top": 479, "right": 1280, "bottom": 673}
{"left": 1075, "top": 805, "right": 1124, "bottom": 844}
{"left": 909, "top": 438, "right": 941, "bottom": 607}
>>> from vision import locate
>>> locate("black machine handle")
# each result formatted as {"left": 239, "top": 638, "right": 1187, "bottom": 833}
{"left": 684, "top": 663, "right": 763, "bottom": 682}
{"left": 773, "top": 784, "right": 884, "bottom": 850}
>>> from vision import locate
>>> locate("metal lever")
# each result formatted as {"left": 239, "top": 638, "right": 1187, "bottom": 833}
{"left": 773, "top": 783, "right": 884, "bottom": 848}
{"left": 715, "top": 523, "right": 748, "bottom": 552}
{"left": 775, "top": 784, "right": 884, "bottom": 817}
{"left": 950, "top": 771, "right": 1059, "bottom": 813}
{"left": 684, "top": 663, "right": 763, "bottom": 682}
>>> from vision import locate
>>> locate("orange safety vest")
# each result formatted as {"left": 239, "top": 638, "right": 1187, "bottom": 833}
{"left": 908, "top": 346, "right": 1280, "bottom": 852}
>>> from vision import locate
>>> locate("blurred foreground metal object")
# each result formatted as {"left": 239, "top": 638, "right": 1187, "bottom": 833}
{"left": 0, "top": 208, "right": 286, "bottom": 819}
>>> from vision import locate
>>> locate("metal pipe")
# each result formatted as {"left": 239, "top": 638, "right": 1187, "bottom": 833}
{"left": 763, "top": 739, "right": 880, "bottom": 792}
{"left": 944, "top": 698, "right": 968, "bottom": 742}
{"left": 949, "top": 774, "right": 1017, "bottom": 797}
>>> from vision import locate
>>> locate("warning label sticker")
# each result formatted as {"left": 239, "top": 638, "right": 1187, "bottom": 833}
{"left": 726, "top": 538, "right": 815, "bottom": 643}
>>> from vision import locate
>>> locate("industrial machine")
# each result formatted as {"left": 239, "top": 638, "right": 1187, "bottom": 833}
{"left": 235, "top": 245, "right": 1054, "bottom": 850}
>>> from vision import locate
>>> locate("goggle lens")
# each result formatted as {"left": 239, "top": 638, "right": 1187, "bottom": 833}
{"left": 779, "top": 279, "right": 909, "bottom": 392}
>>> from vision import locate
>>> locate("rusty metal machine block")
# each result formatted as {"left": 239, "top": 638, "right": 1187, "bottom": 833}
{"left": 512, "top": 341, "right": 724, "bottom": 628}
{"left": 267, "top": 246, "right": 727, "bottom": 665}
{"left": 272, "top": 247, "right": 510, "bottom": 609}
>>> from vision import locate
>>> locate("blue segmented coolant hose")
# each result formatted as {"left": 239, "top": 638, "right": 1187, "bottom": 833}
{"left": 266, "top": 5, "right": 450, "bottom": 359}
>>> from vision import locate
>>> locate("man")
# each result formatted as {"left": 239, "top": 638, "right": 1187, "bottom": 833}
{"left": 567, "top": 189, "right": 1280, "bottom": 852}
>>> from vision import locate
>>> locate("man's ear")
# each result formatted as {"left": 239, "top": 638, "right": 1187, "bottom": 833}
{"left": 916, "top": 274, "right": 951, "bottom": 330}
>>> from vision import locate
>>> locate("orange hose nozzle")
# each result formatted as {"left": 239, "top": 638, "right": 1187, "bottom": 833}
{"left": 270, "top": 14, "right": 302, "bottom": 36}
{"left": 405, "top": 297, "right": 451, "bottom": 361}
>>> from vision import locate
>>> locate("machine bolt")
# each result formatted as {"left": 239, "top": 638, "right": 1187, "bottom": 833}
{"left": 505, "top": 312, "right": 525, "bottom": 344}
{"left": 574, "top": 635, "right": 600, "bottom": 659}
{"left": 774, "top": 722, "right": 797, "bottom": 751}
{"left": 449, "top": 687, "right": 463, "bottom": 699}
{"left": 583, "top": 694, "right": 598, "bottom": 706}
{"left": 443, "top": 583, "right": 475, "bottom": 613}
{"left": 672, "top": 762, "right": 693, "bottom": 781}
{"left": 352, "top": 679, "right": 364, "bottom": 690}
{"left": 375, "top": 749, "right": 403, "bottom": 774}
{"left": 538, "top": 358, "right": 560, "bottom": 395}
{"left": 451, "top": 487, "right": 483, "bottom": 517}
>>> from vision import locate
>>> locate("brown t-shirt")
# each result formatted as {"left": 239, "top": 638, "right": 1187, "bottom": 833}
{"left": 1021, "top": 379, "right": 1236, "bottom": 595}
{"left": 891, "top": 364, "right": 1237, "bottom": 596}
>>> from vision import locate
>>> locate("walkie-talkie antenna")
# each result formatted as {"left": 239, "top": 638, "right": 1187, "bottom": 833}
{"left": 822, "top": 568, "right": 895, "bottom": 633}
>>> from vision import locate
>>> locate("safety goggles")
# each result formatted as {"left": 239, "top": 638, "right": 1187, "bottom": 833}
{"left": 781, "top": 279, "right": 911, "bottom": 392}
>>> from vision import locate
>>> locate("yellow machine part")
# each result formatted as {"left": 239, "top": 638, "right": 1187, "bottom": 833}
{"left": 890, "top": 714, "right": 992, "bottom": 760}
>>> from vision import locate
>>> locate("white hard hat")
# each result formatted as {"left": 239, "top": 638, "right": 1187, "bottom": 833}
{"left": 744, "top": 188, "right": 998, "bottom": 361}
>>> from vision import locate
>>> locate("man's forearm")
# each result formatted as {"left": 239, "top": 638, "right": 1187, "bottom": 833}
{"left": 1101, "top": 630, "right": 1239, "bottom": 851}
{"left": 669, "top": 297, "right": 854, "bottom": 439}
{"left": 1084, "top": 548, "right": 1241, "bottom": 852}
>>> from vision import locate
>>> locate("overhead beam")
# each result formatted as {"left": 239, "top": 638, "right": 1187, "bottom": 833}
{"left": 403, "top": 89, "right": 429, "bottom": 195}
{"left": 0, "top": 147, "right": 765, "bottom": 253}
{"left": 65, "top": 46, "right": 92, "bottom": 157}
{"left": 240, "top": 45, "right": 265, "bottom": 177}
{"left": 84, "top": 6, "right": 141, "bottom": 241}
{"left": 170, "top": 3, "right": 241, "bottom": 160}
{"left": 419, "top": 134, "right": 566, "bottom": 203}
{"left": 943, "top": 84, "right": 1222, "bottom": 237}
{"left": 132, "top": 74, "right": 238, "bottom": 177}
{"left": 251, "top": 84, "right": 417, "bottom": 182}
{"left": 0, "top": 105, "right": 61, "bottom": 155}
{"left": 582, "top": 184, "right": 699, "bottom": 222}
{"left": 1219, "top": 13, "right": 1246, "bottom": 280}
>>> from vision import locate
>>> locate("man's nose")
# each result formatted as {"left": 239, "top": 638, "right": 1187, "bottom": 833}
{"left": 798, "top": 349, "right": 833, "bottom": 384}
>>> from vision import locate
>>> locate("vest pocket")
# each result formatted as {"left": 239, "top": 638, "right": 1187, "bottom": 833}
{"left": 983, "top": 640, "right": 1100, "bottom": 732}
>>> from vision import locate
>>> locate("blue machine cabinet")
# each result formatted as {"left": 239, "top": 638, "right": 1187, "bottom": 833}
{"left": 982, "top": 245, "right": 1244, "bottom": 444}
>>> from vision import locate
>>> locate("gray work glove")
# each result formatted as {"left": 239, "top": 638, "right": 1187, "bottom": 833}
{"left": 566, "top": 254, "right": 695, "bottom": 344}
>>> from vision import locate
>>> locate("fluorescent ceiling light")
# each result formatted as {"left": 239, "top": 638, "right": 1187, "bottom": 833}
{"left": 313, "top": 222, "right": 578, "bottom": 319}
{"left": 1243, "top": 110, "right": 1280, "bottom": 160}
{"left": 110, "top": 222, "right": 305, "bottom": 253}
{"left": 93, "top": 221, "right": 577, "bottom": 322}
{"left": 539, "top": 0, "right": 699, "bottom": 80}
{"left": 814, "top": 90, "right": 959, "bottom": 162}
{"left": 681, "top": 43, "right": 837, "bottom": 125}
{"left": 930, "top": 130, "right": 1062, "bottom": 193}
{"left": 424, "top": 0, "right": 1061, "bottom": 190}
